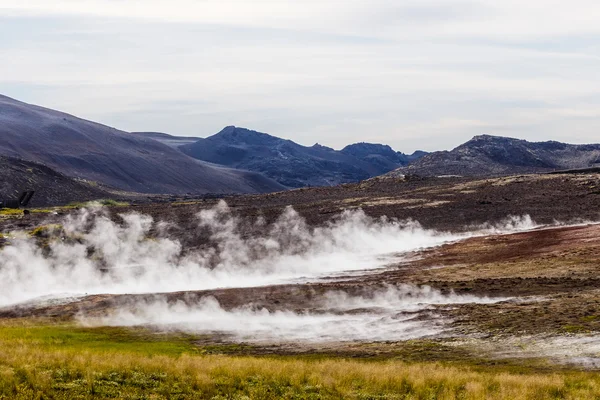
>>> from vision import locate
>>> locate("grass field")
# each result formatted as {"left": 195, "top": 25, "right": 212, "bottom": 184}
{"left": 1, "top": 320, "right": 600, "bottom": 399}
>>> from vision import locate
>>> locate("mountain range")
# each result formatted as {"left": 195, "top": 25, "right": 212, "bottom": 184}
{"left": 0, "top": 95, "right": 283, "bottom": 195}
{"left": 389, "top": 134, "right": 600, "bottom": 177}
{"left": 0, "top": 94, "right": 424, "bottom": 195}
{"left": 172, "top": 126, "right": 424, "bottom": 187}
{"left": 2, "top": 93, "right": 600, "bottom": 201}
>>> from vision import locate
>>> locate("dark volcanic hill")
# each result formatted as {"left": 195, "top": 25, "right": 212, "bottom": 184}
{"left": 180, "top": 126, "right": 424, "bottom": 187}
{"left": 0, "top": 156, "right": 113, "bottom": 207}
{"left": 0, "top": 95, "right": 284, "bottom": 194}
{"left": 389, "top": 134, "right": 600, "bottom": 177}
{"left": 340, "top": 143, "right": 426, "bottom": 172}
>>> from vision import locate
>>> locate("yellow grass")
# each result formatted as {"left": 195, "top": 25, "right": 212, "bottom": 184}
{"left": 0, "top": 321, "right": 599, "bottom": 399}
{"left": 0, "top": 209, "right": 22, "bottom": 216}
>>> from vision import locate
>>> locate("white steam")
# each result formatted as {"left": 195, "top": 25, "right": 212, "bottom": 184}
{"left": 82, "top": 285, "right": 509, "bottom": 343}
{"left": 0, "top": 201, "right": 536, "bottom": 306}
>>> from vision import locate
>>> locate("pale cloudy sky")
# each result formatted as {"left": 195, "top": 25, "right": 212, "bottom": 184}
{"left": 1, "top": 0, "right": 600, "bottom": 152}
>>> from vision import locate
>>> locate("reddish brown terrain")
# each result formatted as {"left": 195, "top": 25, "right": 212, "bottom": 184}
{"left": 2, "top": 171, "right": 600, "bottom": 365}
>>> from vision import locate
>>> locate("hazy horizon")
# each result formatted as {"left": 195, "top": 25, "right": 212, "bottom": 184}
{"left": 1, "top": 1, "right": 600, "bottom": 152}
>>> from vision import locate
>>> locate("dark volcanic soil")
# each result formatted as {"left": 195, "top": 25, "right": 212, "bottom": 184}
{"left": 2, "top": 172, "right": 600, "bottom": 249}
{"left": 2, "top": 172, "right": 600, "bottom": 362}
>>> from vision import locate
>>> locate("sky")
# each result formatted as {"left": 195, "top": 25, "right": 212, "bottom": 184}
{"left": 1, "top": 1, "right": 600, "bottom": 152}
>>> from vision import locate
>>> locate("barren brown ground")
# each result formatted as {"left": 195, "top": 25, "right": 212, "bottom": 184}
{"left": 3, "top": 171, "right": 600, "bottom": 247}
{"left": 2, "top": 172, "right": 600, "bottom": 364}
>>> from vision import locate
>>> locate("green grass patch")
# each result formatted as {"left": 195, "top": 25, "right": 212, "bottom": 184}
{"left": 0, "top": 322, "right": 198, "bottom": 357}
{"left": 581, "top": 315, "right": 600, "bottom": 323}
{"left": 1, "top": 320, "right": 600, "bottom": 399}
{"left": 97, "top": 199, "right": 129, "bottom": 207}
{"left": 0, "top": 209, "right": 23, "bottom": 216}
{"left": 29, "top": 224, "right": 63, "bottom": 238}
{"left": 66, "top": 199, "right": 129, "bottom": 208}
{"left": 562, "top": 325, "right": 589, "bottom": 333}
{"left": 28, "top": 208, "right": 54, "bottom": 214}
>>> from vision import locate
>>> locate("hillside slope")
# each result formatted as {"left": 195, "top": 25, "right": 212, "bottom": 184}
{"left": 180, "top": 126, "right": 423, "bottom": 187}
{"left": 0, "top": 95, "right": 284, "bottom": 194}
{"left": 0, "top": 156, "right": 113, "bottom": 207}
{"left": 390, "top": 134, "right": 600, "bottom": 177}
{"left": 131, "top": 132, "right": 200, "bottom": 148}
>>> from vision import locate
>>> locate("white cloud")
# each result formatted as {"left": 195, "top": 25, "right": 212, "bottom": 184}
{"left": 4, "top": 1, "right": 600, "bottom": 38}
{"left": 1, "top": 0, "right": 600, "bottom": 151}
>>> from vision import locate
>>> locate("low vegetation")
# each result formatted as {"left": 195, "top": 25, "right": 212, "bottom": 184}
{"left": 29, "top": 224, "right": 63, "bottom": 238}
{"left": 66, "top": 199, "right": 129, "bottom": 208}
{"left": 0, "top": 199, "right": 127, "bottom": 221}
{"left": 1, "top": 320, "right": 600, "bottom": 399}
{"left": 28, "top": 208, "right": 54, "bottom": 214}
{"left": 97, "top": 199, "right": 129, "bottom": 207}
{"left": 0, "top": 209, "right": 23, "bottom": 217}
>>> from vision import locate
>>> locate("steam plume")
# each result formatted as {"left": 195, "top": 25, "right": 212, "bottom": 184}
{"left": 0, "top": 202, "right": 536, "bottom": 306}
{"left": 82, "top": 285, "right": 510, "bottom": 343}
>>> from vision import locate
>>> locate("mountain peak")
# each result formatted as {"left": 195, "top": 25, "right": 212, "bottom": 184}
{"left": 210, "top": 126, "right": 282, "bottom": 147}
{"left": 181, "top": 128, "right": 424, "bottom": 188}
{"left": 469, "top": 134, "right": 513, "bottom": 142}
{"left": 312, "top": 143, "right": 334, "bottom": 151}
